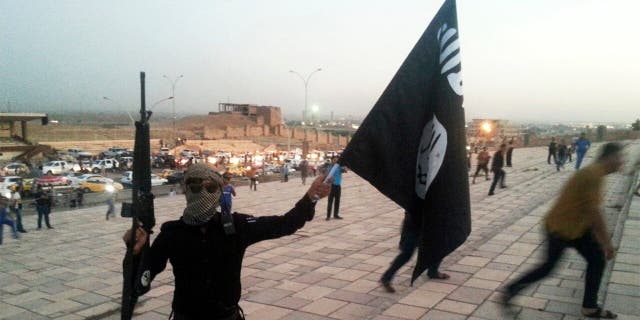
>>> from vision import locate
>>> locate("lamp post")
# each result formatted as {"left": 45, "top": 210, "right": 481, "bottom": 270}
{"left": 289, "top": 68, "right": 322, "bottom": 124}
{"left": 162, "top": 74, "right": 184, "bottom": 136}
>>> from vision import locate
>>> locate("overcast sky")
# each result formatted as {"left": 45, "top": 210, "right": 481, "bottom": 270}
{"left": 1, "top": 0, "right": 639, "bottom": 123}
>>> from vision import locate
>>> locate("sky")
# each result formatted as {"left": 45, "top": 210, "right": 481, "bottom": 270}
{"left": 1, "top": 0, "right": 639, "bottom": 123}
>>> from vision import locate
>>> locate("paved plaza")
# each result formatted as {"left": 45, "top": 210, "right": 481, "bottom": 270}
{"left": 1, "top": 143, "right": 639, "bottom": 320}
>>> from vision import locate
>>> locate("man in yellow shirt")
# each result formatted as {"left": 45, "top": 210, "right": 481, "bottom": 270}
{"left": 502, "top": 142, "right": 623, "bottom": 319}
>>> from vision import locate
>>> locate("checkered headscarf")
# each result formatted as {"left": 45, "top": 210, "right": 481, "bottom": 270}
{"left": 182, "top": 164, "right": 223, "bottom": 226}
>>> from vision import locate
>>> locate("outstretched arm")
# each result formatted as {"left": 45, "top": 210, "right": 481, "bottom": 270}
{"left": 241, "top": 175, "right": 332, "bottom": 246}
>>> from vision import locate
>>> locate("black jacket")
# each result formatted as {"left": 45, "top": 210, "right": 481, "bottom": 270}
{"left": 146, "top": 195, "right": 316, "bottom": 319}
{"left": 491, "top": 150, "right": 504, "bottom": 171}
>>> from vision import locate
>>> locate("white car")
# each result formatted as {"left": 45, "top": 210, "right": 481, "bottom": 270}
{"left": 67, "top": 173, "right": 113, "bottom": 186}
{"left": 90, "top": 159, "right": 119, "bottom": 173}
{"left": 2, "top": 163, "right": 30, "bottom": 175}
{"left": 42, "top": 161, "right": 71, "bottom": 175}
{"left": 120, "top": 171, "right": 167, "bottom": 186}
{"left": 0, "top": 176, "right": 22, "bottom": 190}
{"left": 151, "top": 174, "right": 168, "bottom": 186}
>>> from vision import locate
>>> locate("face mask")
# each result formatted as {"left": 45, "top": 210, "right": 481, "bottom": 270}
{"left": 181, "top": 164, "right": 222, "bottom": 226}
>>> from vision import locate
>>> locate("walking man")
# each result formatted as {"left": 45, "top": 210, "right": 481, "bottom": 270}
{"left": 472, "top": 147, "right": 491, "bottom": 184}
{"left": 247, "top": 166, "right": 258, "bottom": 191}
{"left": 300, "top": 159, "right": 309, "bottom": 185}
{"left": 488, "top": 144, "right": 507, "bottom": 196}
{"left": 380, "top": 211, "right": 449, "bottom": 293}
{"left": 11, "top": 188, "right": 26, "bottom": 233}
{"left": 221, "top": 173, "right": 237, "bottom": 214}
{"left": 548, "top": 137, "right": 557, "bottom": 165}
{"left": 34, "top": 185, "right": 53, "bottom": 229}
{"left": 105, "top": 192, "right": 116, "bottom": 220}
{"left": 0, "top": 196, "right": 19, "bottom": 245}
{"left": 506, "top": 139, "right": 515, "bottom": 167}
{"left": 326, "top": 156, "right": 345, "bottom": 220}
{"left": 556, "top": 139, "right": 568, "bottom": 171}
{"left": 574, "top": 132, "right": 592, "bottom": 170}
{"left": 502, "top": 143, "right": 623, "bottom": 319}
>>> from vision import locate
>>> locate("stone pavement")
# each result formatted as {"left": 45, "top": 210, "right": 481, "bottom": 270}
{"left": 1, "top": 142, "right": 639, "bottom": 320}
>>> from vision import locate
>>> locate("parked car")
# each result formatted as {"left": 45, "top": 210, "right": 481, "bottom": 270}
{"left": 0, "top": 176, "right": 23, "bottom": 190}
{"left": 2, "top": 163, "right": 30, "bottom": 175}
{"left": 151, "top": 174, "right": 168, "bottom": 186}
{"left": 159, "top": 169, "right": 175, "bottom": 179}
{"left": 160, "top": 147, "right": 170, "bottom": 155}
{"left": 35, "top": 175, "right": 70, "bottom": 187}
{"left": 80, "top": 177, "right": 124, "bottom": 193}
{"left": 120, "top": 171, "right": 167, "bottom": 186}
{"left": 42, "top": 161, "right": 72, "bottom": 175}
{"left": 90, "top": 159, "right": 119, "bottom": 173}
{"left": 180, "top": 149, "right": 197, "bottom": 157}
{"left": 67, "top": 148, "right": 93, "bottom": 159}
{"left": 120, "top": 171, "right": 133, "bottom": 186}
{"left": 166, "top": 171, "right": 185, "bottom": 185}
{"left": 102, "top": 146, "right": 128, "bottom": 158}
{"left": 66, "top": 173, "right": 114, "bottom": 186}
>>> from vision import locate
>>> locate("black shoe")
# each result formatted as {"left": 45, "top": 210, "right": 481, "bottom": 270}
{"left": 19, "top": 230, "right": 27, "bottom": 233}
{"left": 334, "top": 216, "right": 343, "bottom": 219}
{"left": 500, "top": 185, "right": 507, "bottom": 189}
{"left": 488, "top": 192, "right": 495, "bottom": 196}
{"left": 47, "top": 226, "right": 54, "bottom": 229}
{"left": 326, "top": 217, "right": 331, "bottom": 220}
{"left": 379, "top": 280, "right": 396, "bottom": 293}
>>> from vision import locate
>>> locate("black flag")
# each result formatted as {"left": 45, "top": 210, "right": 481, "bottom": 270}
{"left": 340, "top": 0, "right": 470, "bottom": 282}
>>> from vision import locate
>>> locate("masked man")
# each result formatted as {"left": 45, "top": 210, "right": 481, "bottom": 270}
{"left": 124, "top": 163, "right": 332, "bottom": 320}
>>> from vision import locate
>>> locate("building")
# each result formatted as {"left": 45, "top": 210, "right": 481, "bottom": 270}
{"left": 467, "top": 119, "right": 522, "bottom": 146}
{"left": 212, "top": 103, "right": 283, "bottom": 127}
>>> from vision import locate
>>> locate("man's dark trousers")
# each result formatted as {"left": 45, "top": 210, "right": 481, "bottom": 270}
{"left": 380, "top": 231, "right": 442, "bottom": 283}
{"left": 488, "top": 169, "right": 506, "bottom": 194}
{"left": 547, "top": 151, "right": 556, "bottom": 164}
{"left": 327, "top": 185, "right": 341, "bottom": 218}
{"left": 506, "top": 231, "right": 605, "bottom": 308}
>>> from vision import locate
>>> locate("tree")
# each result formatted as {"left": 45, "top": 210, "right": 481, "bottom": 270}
{"left": 632, "top": 119, "right": 640, "bottom": 131}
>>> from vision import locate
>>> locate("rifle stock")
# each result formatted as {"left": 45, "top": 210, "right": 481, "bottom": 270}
{"left": 121, "top": 72, "right": 156, "bottom": 320}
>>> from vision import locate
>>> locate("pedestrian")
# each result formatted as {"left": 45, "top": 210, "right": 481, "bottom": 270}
{"left": 548, "top": 137, "right": 557, "bottom": 165}
{"left": 76, "top": 188, "right": 84, "bottom": 207}
{"left": 11, "top": 189, "right": 26, "bottom": 233}
{"left": 282, "top": 162, "right": 290, "bottom": 183}
{"left": 574, "top": 132, "right": 592, "bottom": 170}
{"left": 0, "top": 196, "right": 19, "bottom": 245}
{"left": 506, "top": 139, "right": 515, "bottom": 167}
{"left": 105, "top": 193, "right": 116, "bottom": 220}
{"left": 300, "top": 159, "right": 309, "bottom": 185}
{"left": 34, "top": 185, "right": 53, "bottom": 229}
{"left": 326, "top": 156, "right": 345, "bottom": 220}
{"left": 472, "top": 147, "right": 491, "bottom": 184}
{"left": 567, "top": 142, "right": 574, "bottom": 162}
{"left": 501, "top": 143, "right": 623, "bottom": 319}
{"left": 380, "top": 211, "right": 449, "bottom": 293}
{"left": 122, "top": 163, "right": 332, "bottom": 320}
{"left": 247, "top": 166, "right": 258, "bottom": 191}
{"left": 220, "top": 173, "right": 236, "bottom": 214}
{"left": 488, "top": 144, "right": 507, "bottom": 196}
{"left": 556, "top": 139, "right": 568, "bottom": 171}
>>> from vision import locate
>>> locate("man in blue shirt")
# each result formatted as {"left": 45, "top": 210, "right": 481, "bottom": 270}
{"left": 326, "top": 156, "right": 344, "bottom": 220}
{"left": 574, "top": 133, "right": 591, "bottom": 170}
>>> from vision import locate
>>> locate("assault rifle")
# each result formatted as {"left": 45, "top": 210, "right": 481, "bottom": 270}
{"left": 121, "top": 71, "right": 156, "bottom": 320}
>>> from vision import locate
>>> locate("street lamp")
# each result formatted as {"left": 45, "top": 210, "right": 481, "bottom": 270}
{"left": 103, "top": 96, "right": 135, "bottom": 124}
{"left": 162, "top": 74, "right": 184, "bottom": 134}
{"left": 289, "top": 68, "right": 322, "bottom": 124}
{"left": 149, "top": 96, "right": 174, "bottom": 110}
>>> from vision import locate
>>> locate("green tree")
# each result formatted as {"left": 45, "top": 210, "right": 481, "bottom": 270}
{"left": 632, "top": 119, "right": 640, "bottom": 131}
